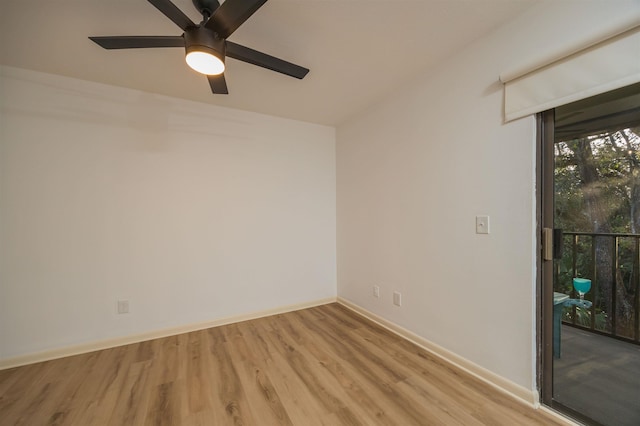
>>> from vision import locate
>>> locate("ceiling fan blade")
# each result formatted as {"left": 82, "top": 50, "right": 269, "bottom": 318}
{"left": 208, "top": 74, "right": 229, "bottom": 94}
{"left": 147, "top": 0, "right": 196, "bottom": 31}
{"left": 226, "top": 42, "right": 309, "bottom": 79}
{"left": 89, "top": 36, "right": 185, "bottom": 49}
{"left": 205, "top": 0, "right": 268, "bottom": 39}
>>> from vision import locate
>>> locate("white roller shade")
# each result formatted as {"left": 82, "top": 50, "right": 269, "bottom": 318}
{"left": 502, "top": 24, "right": 640, "bottom": 122}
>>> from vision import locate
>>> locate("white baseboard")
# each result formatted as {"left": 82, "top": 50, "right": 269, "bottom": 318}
{"left": 0, "top": 297, "right": 337, "bottom": 370}
{"left": 337, "top": 297, "right": 542, "bottom": 406}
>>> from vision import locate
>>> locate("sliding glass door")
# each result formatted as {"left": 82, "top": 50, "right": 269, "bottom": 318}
{"left": 541, "top": 83, "right": 640, "bottom": 425}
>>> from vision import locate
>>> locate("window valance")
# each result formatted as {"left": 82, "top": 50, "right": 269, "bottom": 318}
{"left": 501, "top": 15, "right": 640, "bottom": 122}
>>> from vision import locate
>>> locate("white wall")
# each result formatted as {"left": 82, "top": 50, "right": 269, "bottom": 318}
{"left": 0, "top": 66, "right": 336, "bottom": 360}
{"left": 336, "top": 0, "right": 639, "bottom": 392}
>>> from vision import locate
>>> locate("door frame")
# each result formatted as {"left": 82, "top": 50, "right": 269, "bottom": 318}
{"left": 538, "top": 110, "right": 554, "bottom": 403}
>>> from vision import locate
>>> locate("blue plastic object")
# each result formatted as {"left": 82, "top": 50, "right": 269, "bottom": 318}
{"left": 563, "top": 298, "right": 593, "bottom": 309}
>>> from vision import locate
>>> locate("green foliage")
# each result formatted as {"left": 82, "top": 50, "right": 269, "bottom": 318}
{"left": 563, "top": 306, "right": 608, "bottom": 331}
{"left": 554, "top": 128, "right": 640, "bottom": 335}
{"left": 554, "top": 131, "right": 640, "bottom": 234}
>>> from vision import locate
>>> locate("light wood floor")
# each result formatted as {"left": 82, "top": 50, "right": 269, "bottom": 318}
{"left": 0, "top": 303, "right": 565, "bottom": 425}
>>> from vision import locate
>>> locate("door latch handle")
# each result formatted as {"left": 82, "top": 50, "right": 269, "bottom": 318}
{"left": 543, "top": 228, "right": 553, "bottom": 261}
{"left": 542, "top": 228, "right": 563, "bottom": 260}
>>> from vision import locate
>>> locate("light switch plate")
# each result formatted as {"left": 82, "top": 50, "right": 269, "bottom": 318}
{"left": 476, "top": 216, "right": 490, "bottom": 234}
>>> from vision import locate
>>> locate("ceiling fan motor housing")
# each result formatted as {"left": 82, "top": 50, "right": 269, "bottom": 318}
{"left": 192, "top": 0, "right": 220, "bottom": 18}
{"left": 184, "top": 27, "right": 226, "bottom": 63}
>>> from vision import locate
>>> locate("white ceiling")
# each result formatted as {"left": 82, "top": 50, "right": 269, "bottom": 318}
{"left": 0, "top": 0, "right": 537, "bottom": 126}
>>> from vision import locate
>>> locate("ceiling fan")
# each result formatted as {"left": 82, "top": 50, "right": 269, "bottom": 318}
{"left": 89, "top": 0, "right": 309, "bottom": 94}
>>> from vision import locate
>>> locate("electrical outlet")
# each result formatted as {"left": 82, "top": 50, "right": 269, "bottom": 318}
{"left": 373, "top": 285, "right": 380, "bottom": 298}
{"left": 393, "top": 291, "right": 402, "bottom": 306}
{"left": 117, "top": 300, "right": 130, "bottom": 314}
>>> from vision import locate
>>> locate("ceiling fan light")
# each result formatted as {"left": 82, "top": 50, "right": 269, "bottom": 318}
{"left": 184, "top": 27, "right": 226, "bottom": 75}
{"left": 185, "top": 50, "right": 225, "bottom": 75}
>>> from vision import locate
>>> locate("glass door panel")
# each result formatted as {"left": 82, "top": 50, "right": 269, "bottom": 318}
{"left": 545, "top": 83, "right": 640, "bottom": 425}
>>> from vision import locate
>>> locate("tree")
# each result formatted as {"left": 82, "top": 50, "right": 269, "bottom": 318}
{"left": 555, "top": 127, "right": 640, "bottom": 336}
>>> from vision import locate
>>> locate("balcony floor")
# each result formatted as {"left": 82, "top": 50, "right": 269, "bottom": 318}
{"left": 554, "top": 325, "right": 640, "bottom": 426}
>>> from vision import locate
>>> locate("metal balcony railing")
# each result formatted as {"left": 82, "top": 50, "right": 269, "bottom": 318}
{"left": 555, "top": 231, "right": 640, "bottom": 343}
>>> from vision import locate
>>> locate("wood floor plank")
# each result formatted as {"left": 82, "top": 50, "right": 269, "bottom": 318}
{"left": 192, "top": 330, "right": 233, "bottom": 426}
{"left": 106, "top": 358, "right": 154, "bottom": 426}
{"left": 0, "top": 359, "right": 53, "bottom": 423}
{"left": 220, "top": 322, "right": 294, "bottom": 426}
{"left": 184, "top": 331, "right": 209, "bottom": 417}
{"left": 60, "top": 347, "right": 126, "bottom": 425}
{"left": 243, "top": 320, "right": 330, "bottom": 426}
{"left": 275, "top": 314, "right": 391, "bottom": 425}
{"left": 78, "top": 345, "right": 140, "bottom": 425}
{"left": 0, "top": 303, "right": 568, "bottom": 426}
{"left": 290, "top": 310, "right": 456, "bottom": 425}
{"left": 278, "top": 314, "right": 426, "bottom": 426}
{"left": 207, "top": 326, "right": 258, "bottom": 425}
{"left": 264, "top": 315, "right": 379, "bottom": 425}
